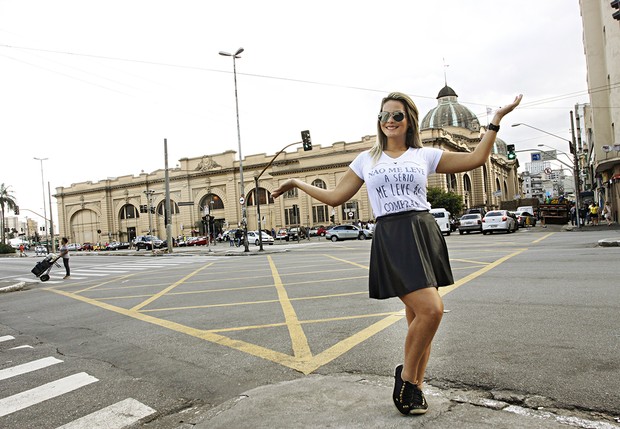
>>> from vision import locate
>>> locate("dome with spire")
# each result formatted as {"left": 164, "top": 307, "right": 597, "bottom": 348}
{"left": 420, "top": 85, "right": 481, "bottom": 132}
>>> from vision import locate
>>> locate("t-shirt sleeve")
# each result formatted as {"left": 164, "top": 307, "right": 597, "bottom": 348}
{"left": 425, "top": 147, "right": 443, "bottom": 174}
{"left": 349, "top": 151, "right": 368, "bottom": 181}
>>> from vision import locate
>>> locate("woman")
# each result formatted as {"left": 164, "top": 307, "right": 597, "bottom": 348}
{"left": 59, "top": 237, "right": 71, "bottom": 279}
{"left": 603, "top": 201, "right": 612, "bottom": 225}
{"left": 272, "top": 91, "right": 522, "bottom": 415}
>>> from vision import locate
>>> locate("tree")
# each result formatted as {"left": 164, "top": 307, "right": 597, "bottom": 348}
{"left": 0, "top": 183, "right": 18, "bottom": 245}
{"left": 427, "top": 187, "right": 463, "bottom": 216}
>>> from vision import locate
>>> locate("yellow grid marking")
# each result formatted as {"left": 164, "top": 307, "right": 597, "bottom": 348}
{"left": 130, "top": 262, "right": 214, "bottom": 311}
{"left": 45, "top": 248, "right": 526, "bottom": 374}
{"left": 267, "top": 256, "right": 312, "bottom": 360}
{"left": 532, "top": 232, "right": 555, "bottom": 243}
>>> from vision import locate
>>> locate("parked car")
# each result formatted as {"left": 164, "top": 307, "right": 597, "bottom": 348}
{"left": 81, "top": 242, "right": 94, "bottom": 251}
{"left": 247, "top": 230, "right": 275, "bottom": 245}
{"left": 325, "top": 224, "right": 372, "bottom": 242}
{"left": 187, "top": 236, "right": 208, "bottom": 246}
{"left": 482, "top": 210, "right": 517, "bottom": 234}
{"left": 308, "top": 226, "right": 327, "bottom": 237}
{"left": 513, "top": 210, "right": 537, "bottom": 227}
{"left": 275, "top": 228, "right": 290, "bottom": 241}
{"left": 458, "top": 213, "right": 483, "bottom": 234}
{"left": 106, "top": 241, "right": 130, "bottom": 250}
{"left": 134, "top": 235, "right": 165, "bottom": 250}
{"left": 430, "top": 208, "right": 451, "bottom": 236}
{"left": 66, "top": 243, "right": 82, "bottom": 251}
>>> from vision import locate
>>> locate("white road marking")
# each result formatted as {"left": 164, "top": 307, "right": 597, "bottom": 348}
{"left": 0, "top": 372, "right": 99, "bottom": 417}
{"left": 0, "top": 335, "right": 15, "bottom": 342}
{"left": 55, "top": 398, "right": 156, "bottom": 429}
{"left": 0, "top": 357, "right": 63, "bottom": 381}
{"left": 9, "top": 345, "right": 34, "bottom": 350}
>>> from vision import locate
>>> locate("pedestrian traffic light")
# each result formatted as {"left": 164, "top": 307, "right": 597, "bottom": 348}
{"left": 507, "top": 144, "right": 516, "bottom": 160}
{"left": 150, "top": 206, "right": 155, "bottom": 214}
{"left": 140, "top": 204, "right": 147, "bottom": 213}
{"left": 14, "top": 206, "right": 19, "bottom": 215}
{"left": 612, "top": 0, "right": 620, "bottom": 20}
{"left": 301, "top": 130, "right": 312, "bottom": 151}
{"left": 330, "top": 215, "right": 335, "bottom": 223}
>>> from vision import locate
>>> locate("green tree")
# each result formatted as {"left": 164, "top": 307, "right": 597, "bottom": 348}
{"left": 0, "top": 183, "right": 18, "bottom": 244}
{"left": 427, "top": 187, "right": 463, "bottom": 216}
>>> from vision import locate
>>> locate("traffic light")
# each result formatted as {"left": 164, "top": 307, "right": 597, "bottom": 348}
{"left": 301, "top": 130, "right": 312, "bottom": 151}
{"left": 612, "top": 0, "right": 620, "bottom": 20}
{"left": 150, "top": 206, "right": 155, "bottom": 214}
{"left": 507, "top": 144, "right": 516, "bottom": 160}
{"left": 14, "top": 206, "right": 19, "bottom": 215}
{"left": 140, "top": 204, "right": 147, "bottom": 213}
{"left": 330, "top": 215, "right": 335, "bottom": 223}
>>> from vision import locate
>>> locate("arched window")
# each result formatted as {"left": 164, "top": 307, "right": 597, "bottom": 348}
{"left": 446, "top": 174, "right": 457, "bottom": 191}
{"left": 199, "top": 194, "right": 224, "bottom": 213}
{"left": 503, "top": 180, "right": 509, "bottom": 198}
{"left": 463, "top": 174, "right": 472, "bottom": 193}
{"left": 495, "top": 178, "right": 501, "bottom": 194}
{"left": 156, "top": 200, "right": 180, "bottom": 216}
{"left": 482, "top": 165, "right": 489, "bottom": 194}
{"left": 120, "top": 204, "right": 139, "bottom": 219}
{"left": 247, "top": 187, "right": 274, "bottom": 206}
{"left": 283, "top": 188, "right": 298, "bottom": 198}
{"left": 312, "top": 179, "right": 327, "bottom": 189}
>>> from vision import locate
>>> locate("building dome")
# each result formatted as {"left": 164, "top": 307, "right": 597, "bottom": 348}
{"left": 420, "top": 85, "right": 481, "bottom": 132}
{"left": 493, "top": 137, "right": 508, "bottom": 157}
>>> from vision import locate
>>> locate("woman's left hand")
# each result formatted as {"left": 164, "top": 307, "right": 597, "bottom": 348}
{"left": 495, "top": 94, "right": 523, "bottom": 119}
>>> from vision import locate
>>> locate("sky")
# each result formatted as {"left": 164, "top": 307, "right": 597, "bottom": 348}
{"left": 1, "top": 0, "right": 589, "bottom": 228}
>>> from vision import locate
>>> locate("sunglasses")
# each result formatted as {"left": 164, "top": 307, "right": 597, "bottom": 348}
{"left": 378, "top": 111, "right": 405, "bottom": 123}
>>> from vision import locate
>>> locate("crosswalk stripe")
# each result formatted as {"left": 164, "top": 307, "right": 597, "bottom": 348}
{"left": 9, "top": 345, "right": 33, "bottom": 350}
{"left": 0, "top": 335, "right": 15, "bottom": 342}
{"left": 0, "top": 372, "right": 99, "bottom": 417}
{"left": 55, "top": 398, "right": 156, "bottom": 429}
{"left": 0, "top": 357, "right": 63, "bottom": 381}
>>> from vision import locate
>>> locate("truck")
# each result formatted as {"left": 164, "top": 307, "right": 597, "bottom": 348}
{"left": 538, "top": 198, "right": 571, "bottom": 225}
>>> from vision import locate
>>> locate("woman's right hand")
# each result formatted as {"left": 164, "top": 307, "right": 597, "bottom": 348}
{"left": 271, "top": 178, "right": 297, "bottom": 199}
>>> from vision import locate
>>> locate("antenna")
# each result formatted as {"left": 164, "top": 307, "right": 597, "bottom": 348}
{"left": 442, "top": 57, "right": 449, "bottom": 86}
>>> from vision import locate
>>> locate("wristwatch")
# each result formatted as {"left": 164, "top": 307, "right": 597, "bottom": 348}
{"left": 488, "top": 123, "right": 500, "bottom": 132}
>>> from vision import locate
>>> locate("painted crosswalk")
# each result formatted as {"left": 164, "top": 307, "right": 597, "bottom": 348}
{"left": 11, "top": 256, "right": 219, "bottom": 285}
{"left": 0, "top": 335, "right": 156, "bottom": 427}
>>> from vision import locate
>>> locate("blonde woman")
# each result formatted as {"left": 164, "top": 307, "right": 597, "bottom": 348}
{"left": 272, "top": 91, "right": 522, "bottom": 415}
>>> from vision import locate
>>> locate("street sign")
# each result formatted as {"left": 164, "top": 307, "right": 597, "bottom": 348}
{"left": 177, "top": 201, "right": 194, "bottom": 206}
{"left": 531, "top": 152, "right": 542, "bottom": 161}
{"left": 348, "top": 211, "right": 354, "bottom": 218}
{"left": 239, "top": 197, "right": 245, "bottom": 205}
{"left": 541, "top": 150, "right": 557, "bottom": 161}
{"left": 544, "top": 167, "right": 552, "bottom": 174}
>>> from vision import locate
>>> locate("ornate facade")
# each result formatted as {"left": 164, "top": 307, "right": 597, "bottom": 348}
{"left": 55, "top": 85, "right": 519, "bottom": 244}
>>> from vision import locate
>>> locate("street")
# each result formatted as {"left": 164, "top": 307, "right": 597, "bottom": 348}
{"left": 1, "top": 227, "right": 619, "bottom": 428}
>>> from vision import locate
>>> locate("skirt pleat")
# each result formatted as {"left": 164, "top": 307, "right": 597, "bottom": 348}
{"left": 369, "top": 210, "right": 454, "bottom": 299}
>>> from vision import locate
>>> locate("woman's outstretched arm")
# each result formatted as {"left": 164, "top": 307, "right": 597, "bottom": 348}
{"left": 272, "top": 168, "right": 364, "bottom": 206}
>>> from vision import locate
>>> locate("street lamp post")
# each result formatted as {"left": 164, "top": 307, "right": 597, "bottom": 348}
{"left": 220, "top": 47, "right": 249, "bottom": 252}
{"left": 512, "top": 122, "right": 581, "bottom": 229}
{"left": 33, "top": 157, "right": 49, "bottom": 249}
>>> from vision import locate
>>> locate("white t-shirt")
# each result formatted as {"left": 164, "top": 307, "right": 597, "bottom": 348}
{"left": 349, "top": 147, "right": 443, "bottom": 218}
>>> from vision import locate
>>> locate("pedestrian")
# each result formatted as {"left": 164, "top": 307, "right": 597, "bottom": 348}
{"left": 271, "top": 227, "right": 276, "bottom": 238}
{"left": 602, "top": 201, "right": 612, "bottom": 225}
{"left": 19, "top": 243, "right": 25, "bottom": 257}
{"left": 569, "top": 204, "right": 576, "bottom": 226}
{"left": 272, "top": 91, "right": 522, "bottom": 415}
{"left": 59, "top": 237, "right": 71, "bottom": 279}
{"left": 589, "top": 202, "right": 599, "bottom": 226}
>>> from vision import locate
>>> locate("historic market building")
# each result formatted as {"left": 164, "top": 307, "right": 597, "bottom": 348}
{"left": 54, "top": 85, "right": 519, "bottom": 244}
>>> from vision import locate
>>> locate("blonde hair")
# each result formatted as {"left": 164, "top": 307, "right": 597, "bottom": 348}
{"left": 369, "top": 92, "right": 422, "bottom": 164}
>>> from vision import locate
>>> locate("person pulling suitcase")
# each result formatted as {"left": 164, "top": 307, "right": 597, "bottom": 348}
{"left": 59, "top": 237, "right": 71, "bottom": 279}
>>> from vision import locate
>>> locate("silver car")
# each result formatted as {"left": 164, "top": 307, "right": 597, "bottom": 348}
{"left": 482, "top": 210, "right": 517, "bottom": 234}
{"left": 325, "top": 225, "right": 372, "bottom": 242}
{"left": 458, "top": 213, "right": 483, "bottom": 234}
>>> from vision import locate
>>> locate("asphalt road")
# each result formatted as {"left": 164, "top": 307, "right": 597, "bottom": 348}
{"left": 1, "top": 226, "right": 619, "bottom": 428}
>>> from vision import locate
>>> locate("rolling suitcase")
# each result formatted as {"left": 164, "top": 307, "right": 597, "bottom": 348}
{"left": 31, "top": 254, "right": 61, "bottom": 282}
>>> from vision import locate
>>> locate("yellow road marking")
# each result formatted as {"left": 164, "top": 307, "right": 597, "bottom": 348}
{"left": 75, "top": 273, "right": 137, "bottom": 294}
{"left": 267, "top": 256, "right": 312, "bottom": 360}
{"left": 438, "top": 249, "right": 526, "bottom": 296}
{"left": 130, "top": 262, "right": 214, "bottom": 311}
{"left": 45, "top": 248, "right": 527, "bottom": 374}
{"left": 532, "top": 232, "right": 554, "bottom": 243}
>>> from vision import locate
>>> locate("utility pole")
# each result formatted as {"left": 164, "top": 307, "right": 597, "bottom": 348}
{"left": 570, "top": 111, "right": 581, "bottom": 229}
{"left": 164, "top": 139, "right": 173, "bottom": 253}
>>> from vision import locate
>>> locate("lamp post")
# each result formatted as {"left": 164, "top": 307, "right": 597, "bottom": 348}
{"left": 33, "top": 157, "right": 49, "bottom": 249}
{"left": 512, "top": 122, "right": 580, "bottom": 229}
{"left": 220, "top": 47, "right": 249, "bottom": 252}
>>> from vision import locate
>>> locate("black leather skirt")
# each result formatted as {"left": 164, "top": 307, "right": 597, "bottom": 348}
{"left": 369, "top": 210, "right": 454, "bottom": 299}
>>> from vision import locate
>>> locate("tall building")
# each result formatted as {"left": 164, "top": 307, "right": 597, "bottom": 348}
{"left": 54, "top": 85, "right": 519, "bottom": 244}
{"left": 579, "top": 1, "right": 620, "bottom": 218}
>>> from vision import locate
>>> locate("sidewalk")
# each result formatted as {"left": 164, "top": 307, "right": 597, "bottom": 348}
{"left": 189, "top": 373, "right": 618, "bottom": 429}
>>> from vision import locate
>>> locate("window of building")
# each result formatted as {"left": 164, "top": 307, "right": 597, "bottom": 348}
{"left": 285, "top": 206, "right": 300, "bottom": 225}
{"left": 156, "top": 200, "right": 180, "bottom": 216}
{"left": 120, "top": 204, "right": 139, "bottom": 219}
{"left": 247, "top": 187, "right": 274, "bottom": 206}
{"left": 283, "top": 188, "right": 298, "bottom": 198}
{"left": 341, "top": 201, "right": 359, "bottom": 222}
{"left": 199, "top": 194, "right": 224, "bottom": 213}
{"left": 311, "top": 179, "right": 327, "bottom": 189}
{"left": 312, "top": 205, "right": 329, "bottom": 224}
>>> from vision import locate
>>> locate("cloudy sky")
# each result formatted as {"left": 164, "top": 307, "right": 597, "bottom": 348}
{"left": 1, "top": 0, "right": 588, "bottom": 227}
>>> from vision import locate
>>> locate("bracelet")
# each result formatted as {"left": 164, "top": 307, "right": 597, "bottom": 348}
{"left": 488, "top": 123, "right": 500, "bottom": 132}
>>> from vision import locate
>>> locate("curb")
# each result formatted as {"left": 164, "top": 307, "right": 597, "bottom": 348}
{"left": 598, "top": 238, "right": 620, "bottom": 247}
{"left": 0, "top": 281, "right": 26, "bottom": 293}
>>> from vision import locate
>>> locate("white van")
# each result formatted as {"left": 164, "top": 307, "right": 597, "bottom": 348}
{"left": 429, "top": 208, "right": 451, "bottom": 236}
